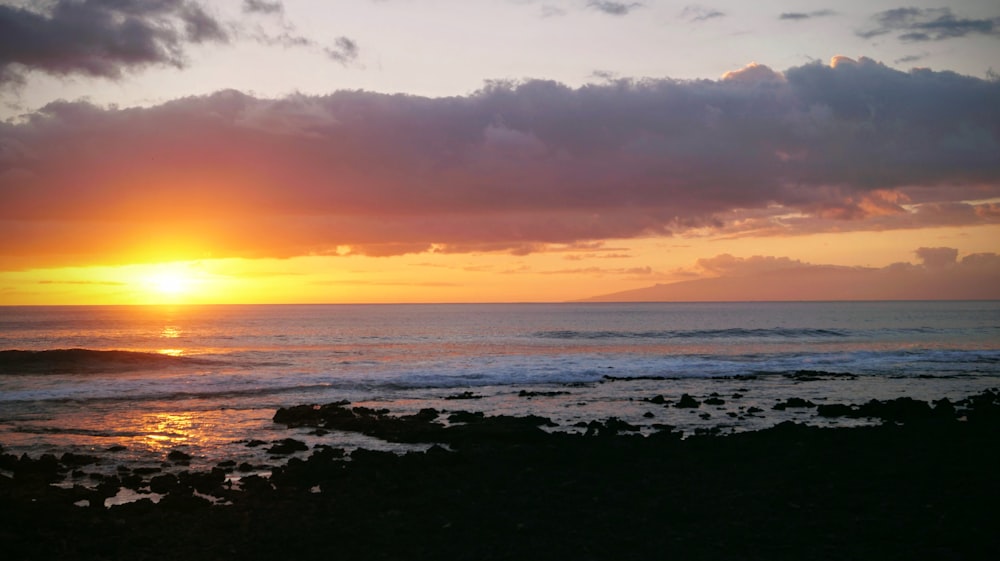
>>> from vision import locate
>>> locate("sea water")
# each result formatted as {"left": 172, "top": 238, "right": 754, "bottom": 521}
{"left": 1, "top": 302, "right": 998, "bottom": 472}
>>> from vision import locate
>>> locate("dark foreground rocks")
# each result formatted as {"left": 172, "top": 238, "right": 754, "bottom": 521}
{"left": 2, "top": 391, "right": 999, "bottom": 561}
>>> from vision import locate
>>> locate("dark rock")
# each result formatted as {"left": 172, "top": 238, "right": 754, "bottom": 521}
{"left": 132, "top": 466, "right": 162, "bottom": 476}
{"left": 643, "top": 411, "right": 655, "bottom": 418}
{"left": 817, "top": 403, "right": 855, "bottom": 418}
{"left": 448, "top": 411, "right": 485, "bottom": 424}
{"left": 518, "top": 390, "right": 570, "bottom": 398}
{"left": 105, "top": 445, "right": 127, "bottom": 452}
{"left": 674, "top": 394, "right": 701, "bottom": 408}
{"left": 245, "top": 439, "right": 268, "bottom": 448}
{"left": 149, "top": 473, "right": 179, "bottom": 494}
{"left": 444, "top": 391, "right": 482, "bottom": 400}
{"left": 773, "top": 398, "right": 817, "bottom": 410}
{"left": 267, "top": 438, "right": 309, "bottom": 455}
{"left": 166, "top": 450, "right": 192, "bottom": 462}
{"left": 857, "top": 397, "right": 933, "bottom": 423}
{"left": 647, "top": 395, "right": 667, "bottom": 404}
{"left": 60, "top": 452, "right": 99, "bottom": 467}
{"left": 704, "top": 397, "right": 725, "bottom": 406}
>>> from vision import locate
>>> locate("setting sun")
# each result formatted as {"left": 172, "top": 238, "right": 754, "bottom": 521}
{"left": 149, "top": 271, "right": 190, "bottom": 296}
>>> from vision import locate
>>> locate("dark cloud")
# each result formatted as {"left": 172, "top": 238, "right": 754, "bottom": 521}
{"left": 894, "top": 53, "right": 928, "bottom": 65}
{"left": 325, "top": 36, "right": 359, "bottom": 65}
{"left": 1, "top": 58, "right": 999, "bottom": 268}
{"left": 242, "top": 0, "right": 284, "bottom": 15}
{"left": 0, "top": 0, "right": 229, "bottom": 86}
{"left": 682, "top": 5, "right": 725, "bottom": 23}
{"left": 858, "top": 7, "right": 1000, "bottom": 42}
{"left": 779, "top": 9, "right": 836, "bottom": 21}
{"left": 588, "top": 2, "right": 643, "bottom": 16}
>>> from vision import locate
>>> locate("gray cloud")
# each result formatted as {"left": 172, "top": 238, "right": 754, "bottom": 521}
{"left": 682, "top": 5, "right": 725, "bottom": 23}
{"left": 859, "top": 7, "right": 1000, "bottom": 42}
{"left": 779, "top": 9, "right": 836, "bottom": 21}
{"left": 1, "top": 57, "right": 998, "bottom": 267}
{"left": 242, "top": 0, "right": 284, "bottom": 15}
{"left": 0, "top": 0, "right": 229, "bottom": 86}
{"left": 588, "top": 2, "right": 643, "bottom": 16}
{"left": 325, "top": 36, "right": 359, "bottom": 65}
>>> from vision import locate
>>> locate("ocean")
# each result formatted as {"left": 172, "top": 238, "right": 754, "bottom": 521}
{"left": 2, "top": 301, "right": 999, "bottom": 473}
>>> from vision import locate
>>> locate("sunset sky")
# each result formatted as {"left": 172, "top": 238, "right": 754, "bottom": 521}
{"left": 1, "top": 0, "right": 999, "bottom": 304}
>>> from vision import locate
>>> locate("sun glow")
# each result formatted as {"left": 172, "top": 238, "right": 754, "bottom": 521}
{"left": 140, "top": 264, "right": 202, "bottom": 303}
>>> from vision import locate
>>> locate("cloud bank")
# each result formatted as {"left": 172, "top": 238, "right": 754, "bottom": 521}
{"left": 1, "top": 57, "right": 999, "bottom": 269}
{"left": 0, "top": 0, "right": 228, "bottom": 86}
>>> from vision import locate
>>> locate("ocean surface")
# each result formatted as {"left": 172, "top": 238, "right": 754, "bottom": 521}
{"left": 2, "top": 302, "right": 999, "bottom": 473}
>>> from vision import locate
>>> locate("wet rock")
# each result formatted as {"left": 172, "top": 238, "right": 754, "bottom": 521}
{"left": 704, "top": 397, "right": 726, "bottom": 406}
{"left": 857, "top": 397, "right": 933, "bottom": 423}
{"left": 60, "top": 452, "right": 99, "bottom": 467}
{"left": 149, "top": 473, "right": 179, "bottom": 494}
{"left": 448, "top": 411, "right": 485, "bottom": 424}
{"left": 816, "top": 403, "right": 854, "bottom": 418}
{"left": 267, "top": 438, "right": 309, "bottom": 455}
{"left": 444, "top": 391, "right": 482, "bottom": 400}
{"left": 772, "top": 398, "right": 817, "bottom": 410}
{"left": 518, "top": 390, "right": 570, "bottom": 398}
{"left": 674, "top": 394, "right": 701, "bottom": 408}
{"left": 105, "top": 445, "right": 127, "bottom": 452}
{"left": 646, "top": 395, "right": 668, "bottom": 404}
{"left": 166, "top": 450, "right": 192, "bottom": 462}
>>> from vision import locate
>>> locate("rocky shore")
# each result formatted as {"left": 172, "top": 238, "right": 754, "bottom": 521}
{"left": 3, "top": 390, "right": 999, "bottom": 560}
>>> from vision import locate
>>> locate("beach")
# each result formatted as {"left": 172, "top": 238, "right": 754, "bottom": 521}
{"left": 3, "top": 388, "right": 999, "bottom": 560}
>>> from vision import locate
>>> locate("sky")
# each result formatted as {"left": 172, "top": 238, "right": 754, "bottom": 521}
{"left": 1, "top": 0, "right": 999, "bottom": 304}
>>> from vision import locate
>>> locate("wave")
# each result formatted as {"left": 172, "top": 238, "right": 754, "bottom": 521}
{"left": 0, "top": 348, "right": 220, "bottom": 375}
{"left": 532, "top": 327, "right": 852, "bottom": 340}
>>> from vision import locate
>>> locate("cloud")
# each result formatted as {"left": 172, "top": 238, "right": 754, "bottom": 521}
{"left": 588, "top": 2, "right": 643, "bottom": 16}
{"left": 1, "top": 58, "right": 999, "bottom": 269}
{"left": 779, "top": 10, "right": 836, "bottom": 22}
{"left": 587, "top": 249, "right": 1000, "bottom": 301}
{"left": 858, "top": 7, "right": 1000, "bottom": 42}
{"left": 681, "top": 5, "right": 725, "bottom": 23}
{"left": 243, "top": 0, "right": 284, "bottom": 15}
{"left": 325, "top": 37, "right": 359, "bottom": 65}
{"left": 914, "top": 246, "right": 958, "bottom": 270}
{"left": 0, "top": 0, "right": 229, "bottom": 87}
{"left": 894, "top": 53, "right": 928, "bottom": 65}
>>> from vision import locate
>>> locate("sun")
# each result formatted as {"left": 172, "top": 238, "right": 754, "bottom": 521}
{"left": 144, "top": 267, "right": 195, "bottom": 301}
{"left": 151, "top": 271, "right": 189, "bottom": 295}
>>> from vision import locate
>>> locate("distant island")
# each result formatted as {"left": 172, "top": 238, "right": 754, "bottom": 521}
{"left": 583, "top": 260, "right": 1000, "bottom": 302}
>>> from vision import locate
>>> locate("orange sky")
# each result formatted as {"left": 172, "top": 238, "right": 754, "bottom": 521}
{"left": 1, "top": 3, "right": 999, "bottom": 305}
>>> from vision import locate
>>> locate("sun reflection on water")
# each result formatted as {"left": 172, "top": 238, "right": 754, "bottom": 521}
{"left": 161, "top": 326, "right": 181, "bottom": 338}
{"left": 133, "top": 412, "right": 203, "bottom": 452}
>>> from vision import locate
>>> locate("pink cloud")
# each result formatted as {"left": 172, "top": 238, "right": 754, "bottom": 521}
{"left": 1, "top": 58, "right": 999, "bottom": 268}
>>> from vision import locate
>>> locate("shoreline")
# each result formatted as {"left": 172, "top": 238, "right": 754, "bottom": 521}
{"left": 3, "top": 390, "right": 999, "bottom": 560}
